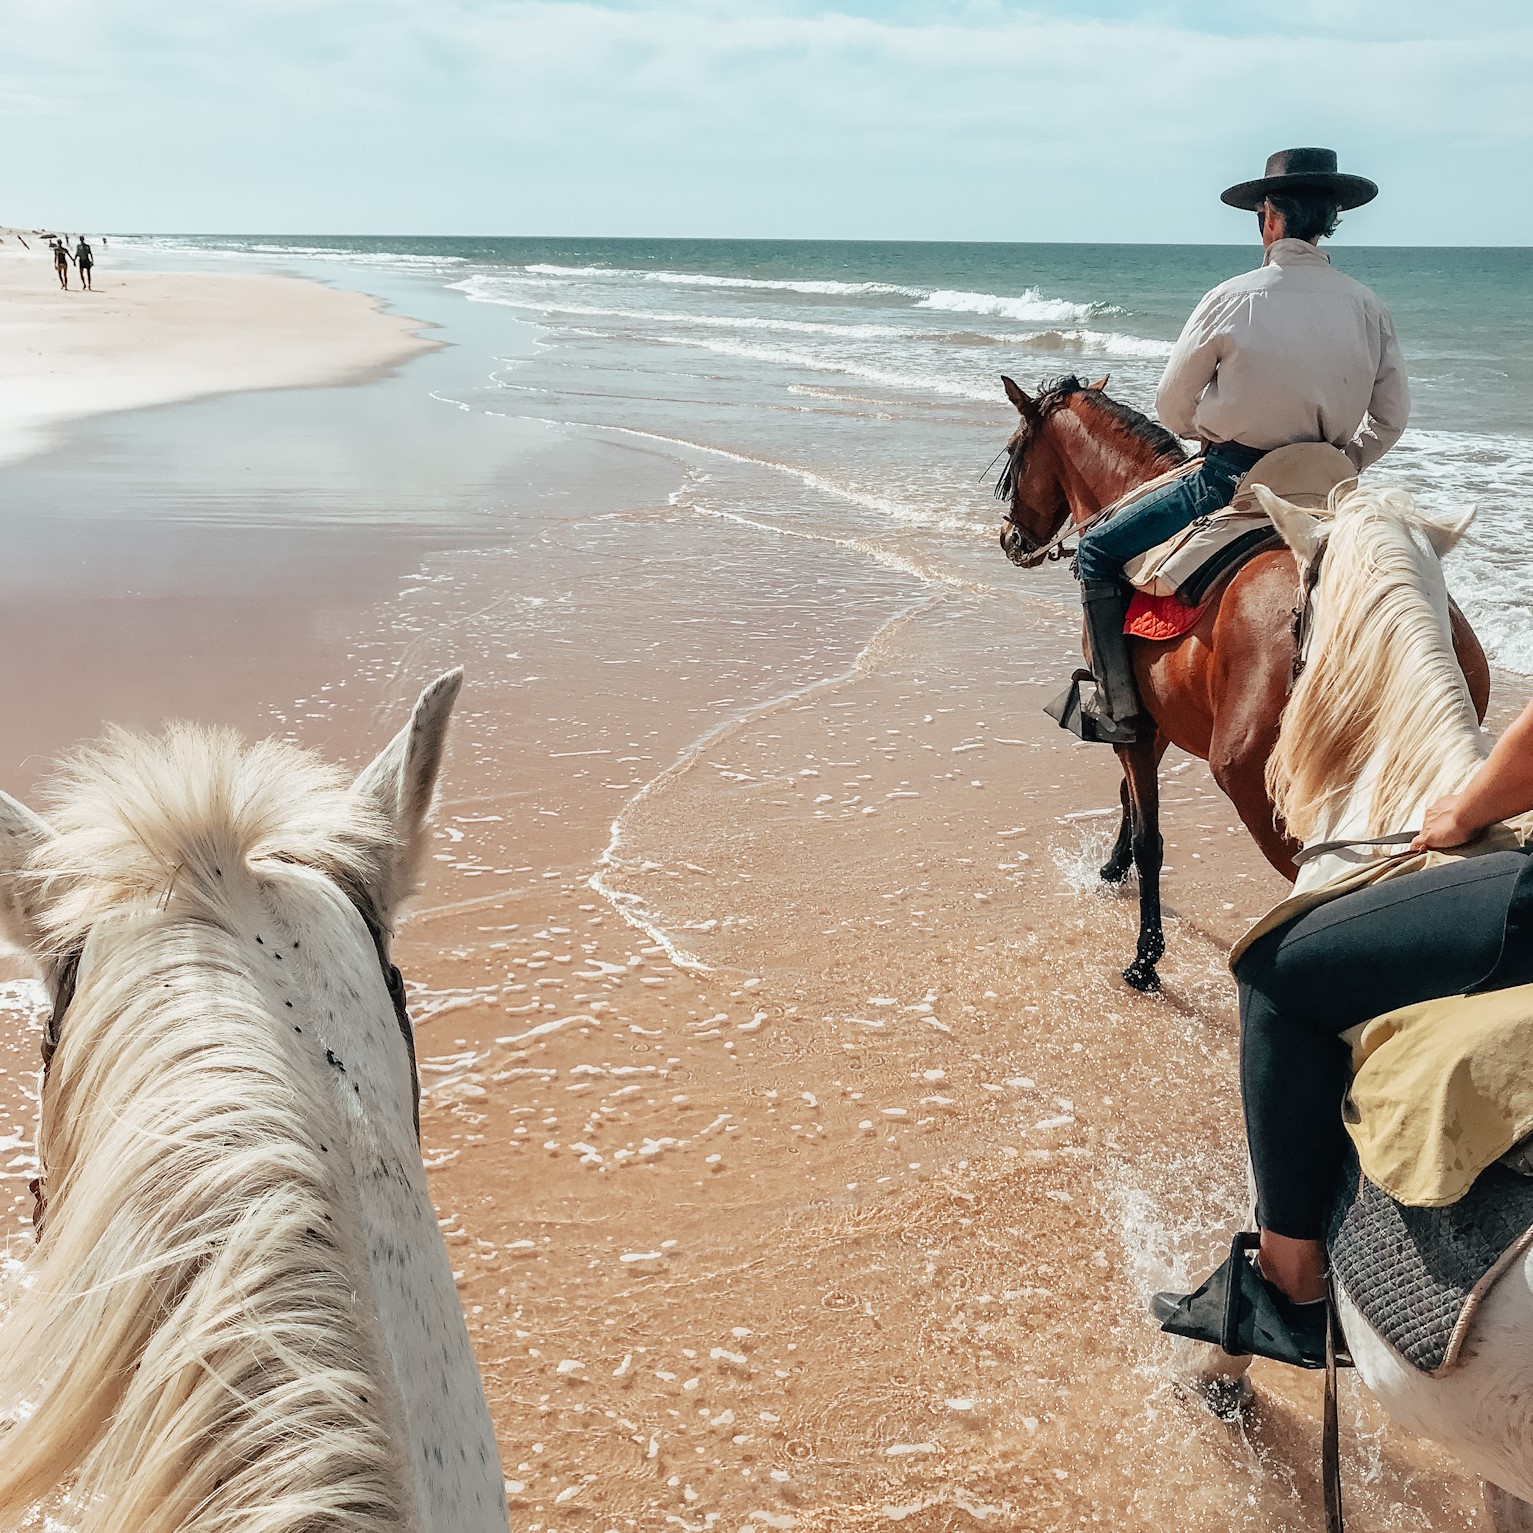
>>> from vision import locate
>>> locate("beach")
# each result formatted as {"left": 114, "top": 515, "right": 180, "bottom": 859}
{"left": 0, "top": 238, "right": 435, "bottom": 465}
{"left": 1, "top": 236, "right": 1522, "bottom": 1530}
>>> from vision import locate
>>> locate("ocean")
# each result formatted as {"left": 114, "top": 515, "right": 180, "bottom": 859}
{"left": 123, "top": 234, "right": 1533, "bottom": 671}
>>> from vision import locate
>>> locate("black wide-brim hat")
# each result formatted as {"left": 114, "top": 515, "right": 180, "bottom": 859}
{"left": 1221, "top": 147, "right": 1378, "bottom": 212}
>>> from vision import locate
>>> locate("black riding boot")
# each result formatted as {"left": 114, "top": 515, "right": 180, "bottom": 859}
{"left": 1152, "top": 1231, "right": 1351, "bottom": 1372}
{"left": 1080, "top": 581, "right": 1144, "bottom": 745}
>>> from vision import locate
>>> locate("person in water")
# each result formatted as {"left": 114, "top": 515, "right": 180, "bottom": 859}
{"left": 74, "top": 238, "right": 94, "bottom": 291}
{"left": 1074, "top": 148, "right": 1408, "bottom": 745}
{"left": 1157, "top": 702, "right": 1533, "bottom": 1367}
{"left": 51, "top": 239, "right": 71, "bottom": 290}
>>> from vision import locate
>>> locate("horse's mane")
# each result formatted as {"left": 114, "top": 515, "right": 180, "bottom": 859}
{"left": 995, "top": 375, "right": 1187, "bottom": 504}
{"left": 28, "top": 724, "right": 394, "bottom": 957}
{"left": 0, "top": 727, "right": 413, "bottom": 1530}
{"left": 1055, "top": 377, "right": 1189, "bottom": 467}
{"left": 1267, "top": 487, "right": 1486, "bottom": 845}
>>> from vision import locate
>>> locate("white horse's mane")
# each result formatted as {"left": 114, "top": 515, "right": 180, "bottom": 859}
{"left": 1267, "top": 485, "right": 1484, "bottom": 845}
{"left": 0, "top": 726, "right": 413, "bottom": 1530}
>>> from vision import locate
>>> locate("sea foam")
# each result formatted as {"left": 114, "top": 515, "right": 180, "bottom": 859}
{"left": 523, "top": 263, "right": 924, "bottom": 298}
{"left": 918, "top": 287, "right": 1117, "bottom": 324}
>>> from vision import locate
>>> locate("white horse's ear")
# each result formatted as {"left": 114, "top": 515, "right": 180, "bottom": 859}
{"left": 1421, "top": 505, "right": 1475, "bottom": 558}
{"left": 351, "top": 668, "right": 464, "bottom": 921}
{"left": 1254, "top": 485, "right": 1324, "bottom": 563}
{"left": 0, "top": 790, "right": 54, "bottom": 956}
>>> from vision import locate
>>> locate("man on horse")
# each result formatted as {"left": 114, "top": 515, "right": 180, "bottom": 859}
{"left": 1075, "top": 147, "right": 1409, "bottom": 745}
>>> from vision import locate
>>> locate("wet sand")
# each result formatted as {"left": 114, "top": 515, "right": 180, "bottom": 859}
{"left": 0, "top": 263, "right": 1500, "bottom": 1530}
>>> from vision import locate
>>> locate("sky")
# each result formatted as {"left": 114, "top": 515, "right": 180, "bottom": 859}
{"left": 4, "top": 1, "right": 1531, "bottom": 243}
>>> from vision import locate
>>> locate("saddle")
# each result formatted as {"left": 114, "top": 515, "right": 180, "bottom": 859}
{"left": 1338, "top": 947, "right": 1533, "bottom": 1378}
{"left": 1120, "top": 442, "right": 1358, "bottom": 607}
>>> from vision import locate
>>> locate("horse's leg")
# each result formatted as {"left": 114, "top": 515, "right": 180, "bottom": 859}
{"left": 1118, "top": 730, "right": 1165, "bottom": 991}
{"left": 1101, "top": 777, "right": 1133, "bottom": 884}
{"left": 1450, "top": 598, "right": 1492, "bottom": 723}
{"left": 1102, "top": 735, "right": 1172, "bottom": 885}
{"left": 1485, "top": 1484, "right": 1533, "bottom": 1533}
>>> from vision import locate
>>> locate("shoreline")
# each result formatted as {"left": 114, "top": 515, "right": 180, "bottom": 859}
{"left": 0, "top": 248, "right": 437, "bottom": 464}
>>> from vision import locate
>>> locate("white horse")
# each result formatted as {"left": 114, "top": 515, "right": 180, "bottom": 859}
{"left": 1184, "top": 485, "right": 1533, "bottom": 1530}
{"left": 0, "top": 671, "right": 508, "bottom": 1533}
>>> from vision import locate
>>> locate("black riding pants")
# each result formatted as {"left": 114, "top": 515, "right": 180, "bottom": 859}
{"left": 1237, "top": 849, "right": 1533, "bottom": 1240}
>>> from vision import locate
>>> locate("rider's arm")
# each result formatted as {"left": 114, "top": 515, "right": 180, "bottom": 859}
{"left": 1154, "top": 298, "right": 1222, "bottom": 440}
{"left": 1346, "top": 309, "right": 1409, "bottom": 471}
{"left": 1412, "top": 697, "right": 1533, "bottom": 849}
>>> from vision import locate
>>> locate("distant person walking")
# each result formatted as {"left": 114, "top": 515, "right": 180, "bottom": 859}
{"left": 75, "top": 238, "right": 94, "bottom": 290}
{"left": 51, "top": 240, "right": 71, "bottom": 290}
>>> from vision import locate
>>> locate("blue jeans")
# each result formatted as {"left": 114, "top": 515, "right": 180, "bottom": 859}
{"left": 1075, "top": 442, "right": 1265, "bottom": 587}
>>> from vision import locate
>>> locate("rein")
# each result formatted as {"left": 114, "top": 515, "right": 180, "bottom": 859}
{"left": 1291, "top": 831, "right": 1420, "bottom": 867}
{"left": 1289, "top": 535, "right": 1330, "bottom": 682}
{"left": 1004, "top": 516, "right": 1079, "bottom": 569}
{"left": 32, "top": 877, "right": 421, "bottom": 1231}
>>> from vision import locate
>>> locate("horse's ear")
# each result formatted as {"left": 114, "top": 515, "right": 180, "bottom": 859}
{"left": 1421, "top": 505, "right": 1475, "bottom": 559}
{"left": 1253, "top": 485, "right": 1324, "bottom": 563}
{"left": 1089, "top": 374, "right": 1110, "bottom": 391}
{"left": 350, "top": 668, "right": 464, "bottom": 921}
{"left": 0, "top": 790, "right": 54, "bottom": 957}
{"left": 1001, "top": 375, "right": 1037, "bottom": 417}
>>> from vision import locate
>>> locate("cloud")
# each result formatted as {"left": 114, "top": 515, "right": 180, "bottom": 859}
{"left": 4, "top": 0, "right": 1531, "bottom": 240}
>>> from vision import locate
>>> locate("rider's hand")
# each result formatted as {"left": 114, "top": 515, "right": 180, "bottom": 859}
{"left": 1411, "top": 793, "right": 1479, "bottom": 852}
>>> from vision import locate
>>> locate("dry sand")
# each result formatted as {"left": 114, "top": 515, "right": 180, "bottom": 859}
{"left": 0, "top": 239, "right": 433, "bottom": 463}
{"left": 0, "top": 257, "right": 1499, "bottom": 1531}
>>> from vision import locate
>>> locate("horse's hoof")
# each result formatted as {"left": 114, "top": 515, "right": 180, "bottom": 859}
{"left": 1099, "top": 861, "right": 1130, "bottom": 885}
{"left": 1122, "top": 958, "right": 1161, "bottom": 993}
{"left": 1195, "top": 1373, "right": 1255, "bottom": 1421}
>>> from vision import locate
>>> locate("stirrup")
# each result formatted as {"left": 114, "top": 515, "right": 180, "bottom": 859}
{"left": 1153, "top": 1231, "right": 1352, "bottom": 1372}
{"left": 1045, "top": 669, "right": 1140, "bottom": 745}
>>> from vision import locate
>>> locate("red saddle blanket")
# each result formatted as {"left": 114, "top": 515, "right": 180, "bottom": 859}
{"left": 1125, "top": 590, "right": 1212, "bottom": 641}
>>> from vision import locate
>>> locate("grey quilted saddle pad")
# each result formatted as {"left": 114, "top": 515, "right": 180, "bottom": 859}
{"left": 1328, "top": 1153, "right": 1533, "bottom": 1374}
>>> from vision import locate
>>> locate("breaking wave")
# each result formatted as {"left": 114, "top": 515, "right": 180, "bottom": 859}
{"left": 918, "top": 287, "right": 1120, "bottom": 324}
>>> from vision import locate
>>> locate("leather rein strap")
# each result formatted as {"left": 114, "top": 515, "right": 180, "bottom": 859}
{"left": 1291, "top": 831, "right": 1419, "bottom": 867}
{"left": 1324, "top": 1276, "right": 1346, "bottom": 1533}
{"left": 33, "top": 891, "right": 421, "bottom": 1230}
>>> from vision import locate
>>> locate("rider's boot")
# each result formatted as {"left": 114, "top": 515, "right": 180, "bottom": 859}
{"left": 1151, "top": 1231, "right": 1351, "bottom": 1371}
{"left": 1079, "top": 582, "right": 1145, "bottom": 746}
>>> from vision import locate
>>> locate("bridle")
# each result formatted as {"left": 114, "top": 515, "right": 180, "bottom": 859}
{"left": 995, "top": 430, "right": 1076, "bottom": 570}
{"left": 1289, "top": 534, "right": 1329, "bottom": 683}
{"left": 32, "top": 870, "right": 421, "bottom": 1230}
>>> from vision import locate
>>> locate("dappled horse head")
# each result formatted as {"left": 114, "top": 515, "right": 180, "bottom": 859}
{"left": 0, "top": 671, "right": 510, "bottom": 1532}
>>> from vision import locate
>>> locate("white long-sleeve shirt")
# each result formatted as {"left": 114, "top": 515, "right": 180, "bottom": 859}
{"left": 1154, "top": 238, "right": 1409, "bottom": 471}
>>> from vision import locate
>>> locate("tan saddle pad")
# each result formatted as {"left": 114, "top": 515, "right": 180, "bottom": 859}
{"left": 1122, "top": 442, "right": 1357, "bottom": 599}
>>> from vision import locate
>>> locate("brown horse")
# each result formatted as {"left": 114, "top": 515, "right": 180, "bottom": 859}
{"left": 995, "top": 373, "right": 1491, "bottom": 991}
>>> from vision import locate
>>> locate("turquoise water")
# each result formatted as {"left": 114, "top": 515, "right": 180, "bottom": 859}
{"left": 123, "top": 235, "right": 1533, "bottom": 669}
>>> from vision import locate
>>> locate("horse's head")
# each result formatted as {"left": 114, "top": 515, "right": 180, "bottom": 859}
{"left": 0, "top": 671, "right": 509, "bottom": 1524}
{"left": 995, "top": 373, "right": 1111, "bottom": 567}
{"left": 0, "top": 669, "right": 465, "bottom": 1033}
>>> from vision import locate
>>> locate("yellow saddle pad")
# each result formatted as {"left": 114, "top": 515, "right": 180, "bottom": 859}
{"left": 1344, "top": 982, "right": 1533, "bottom": 1208}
